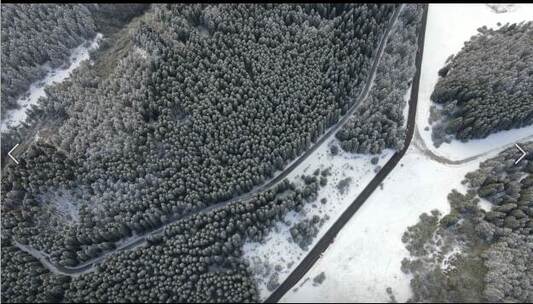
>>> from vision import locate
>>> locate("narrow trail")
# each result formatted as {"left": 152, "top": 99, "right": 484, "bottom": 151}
{"left": 413, "top": 127, "right": 533, "bottom": 166}
{"left": 13, "top": 5, "right": 404, "bottom": 276}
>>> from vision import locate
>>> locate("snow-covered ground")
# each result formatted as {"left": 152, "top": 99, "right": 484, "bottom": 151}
{"left": 1, "top": 33, "right": 103, "bottom": 132}
{"left": 281, "top": 144, "right": 490, "bottom": 303}
{"left": 243, "top": 137, "right": 394, "bottom": 300}
{"left": 417, "top": 4, "right": 533, "bottom": 161}
{"left": 282, "top": 4, "right": 533, "bottom": 302}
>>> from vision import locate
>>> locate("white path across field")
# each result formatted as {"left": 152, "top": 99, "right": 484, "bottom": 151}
{"left": 1, "top": 33, "right": 103, "bottom": 132}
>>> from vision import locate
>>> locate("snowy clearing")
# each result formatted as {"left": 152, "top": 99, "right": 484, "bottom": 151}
{"left": 37, "top": 189, "right": 82, "bottom": 225}
{"left": 247, "top": 71, "right": 413, "bottom": 301}
{"left": 243, "top": 136, "right": 394, "bottom": 301}
{"left": 1, "top": 33, "right": 103, "bottom": 132}
{"left": 417, "top": 4, "right": 533, "bottom": 161}
{"left": 281, "top": 144, "right": 490, "bottom": 303}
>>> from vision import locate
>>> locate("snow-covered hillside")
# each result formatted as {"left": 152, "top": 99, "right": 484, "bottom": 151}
{"left": 1, "top": 33, "right": 103, "bottom": 132}
{"left": 243, "top": 5, "right": 422, "bottom": 299}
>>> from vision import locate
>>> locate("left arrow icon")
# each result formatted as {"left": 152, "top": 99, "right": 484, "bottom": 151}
{"left": 8, "top": 144, "right": 20, "bottom": 165}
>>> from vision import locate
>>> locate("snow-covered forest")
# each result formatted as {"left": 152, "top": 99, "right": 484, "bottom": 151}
{"left": 1, "top": 3, "right": 531, "bottom": 304}
{"left": 1, "top": 4, "right": 405, "bottom": 303}
{"left": 430, "top": 22, "right": 532, "bottom": 146}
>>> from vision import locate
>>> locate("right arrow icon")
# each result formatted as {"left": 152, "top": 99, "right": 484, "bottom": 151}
{"left": 515, "top": 143, "right": 528, "bottom": 165}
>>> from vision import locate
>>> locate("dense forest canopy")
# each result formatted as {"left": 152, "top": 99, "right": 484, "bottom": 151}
{"left": 1, "top": 4, "right": 415, "bottom": 303}
{"left": 2, "top": 3, "right": 396, "bottom": 266}
{"left": 336, "top": 4, "right": 423, "bottom": 154}
{"left": 430, "top": 21, "right": 533, "bottom": 146}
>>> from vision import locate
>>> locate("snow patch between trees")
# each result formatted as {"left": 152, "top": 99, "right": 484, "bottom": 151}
{"left": 133, "top": 47, "right": 149, "bottom": 60}
{"left": 441, "top": 245, "right": 462, "bottom": 272}
{"left": 1, "top": 33, "right": 103, "bottom": 132}
{"left": 37, "top": 189, "right": 82, "bottom": 224}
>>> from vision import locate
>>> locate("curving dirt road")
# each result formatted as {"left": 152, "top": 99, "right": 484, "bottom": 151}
{"left": 14, "top": 5, "right": 405, "bottom": 276}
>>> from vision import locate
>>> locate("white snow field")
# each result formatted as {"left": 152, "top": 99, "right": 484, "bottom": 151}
{"left": 281, "top": 144, "right": 490, "bottom": 303}
{"left": 282, "top": 4, "right": 533, "bottom": 303}
{"left": 417, "top": 4, "right": 533, "bottom": 161}
{"left": 1, "top": 33, "right": 103, "bottom": 132}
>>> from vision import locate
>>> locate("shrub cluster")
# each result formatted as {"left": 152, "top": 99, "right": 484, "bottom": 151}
{"left": 289, "top": 215, "right": 322, "bottom": 250}
{"left": 402, "top": 141, "right": 533, "bottom": 302}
